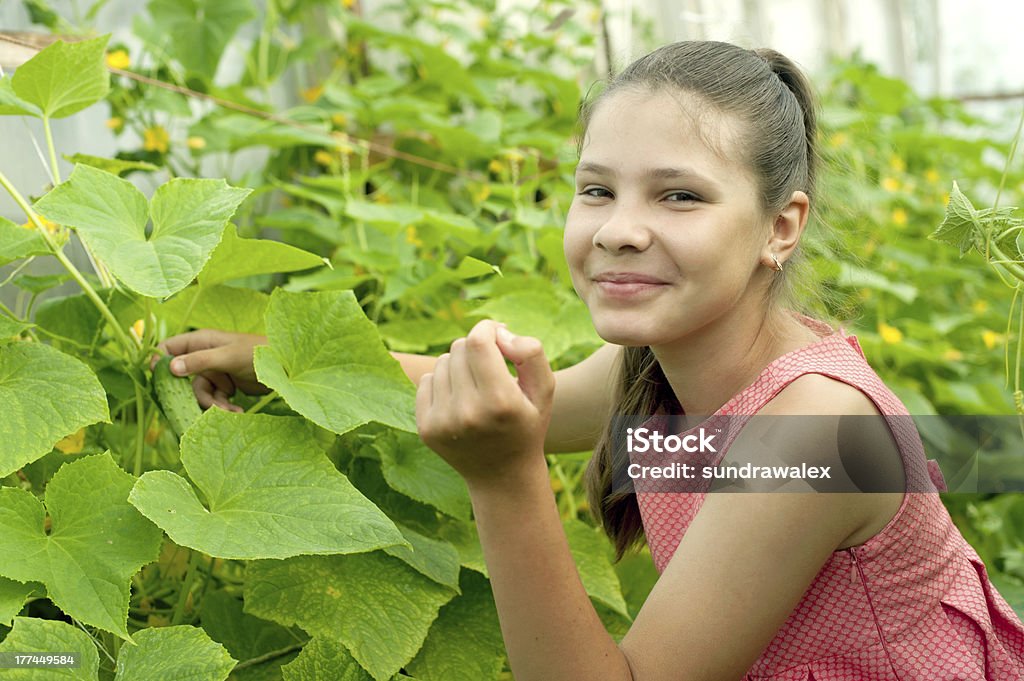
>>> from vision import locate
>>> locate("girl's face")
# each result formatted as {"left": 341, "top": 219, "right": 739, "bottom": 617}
{"left": 564, "top": 88, "right": 773, "bottom": 348}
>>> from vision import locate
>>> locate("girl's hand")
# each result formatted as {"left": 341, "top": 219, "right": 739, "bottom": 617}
{"left": 149, "top": 329, "right": 270, "bottom": 413}
{"left": 416, "top": 320, "right": 556, "bottom": 489}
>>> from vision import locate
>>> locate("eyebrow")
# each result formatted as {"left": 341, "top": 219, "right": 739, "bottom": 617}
{"left": 575, "top": 161, "right": 714, "bottom": 183}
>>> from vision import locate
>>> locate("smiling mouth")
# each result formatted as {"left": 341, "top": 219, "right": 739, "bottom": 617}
{"left": 591, "top": 274, "right": 670, "bottom": 299}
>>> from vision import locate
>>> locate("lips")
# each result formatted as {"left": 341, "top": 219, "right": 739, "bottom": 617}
{"left": 592, "top": 272, "right": 669, "bottom": 285}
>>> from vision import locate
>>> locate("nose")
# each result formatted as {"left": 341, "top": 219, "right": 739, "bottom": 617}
{"left": 592, "top": 198, "right": 653, "bottom": 253}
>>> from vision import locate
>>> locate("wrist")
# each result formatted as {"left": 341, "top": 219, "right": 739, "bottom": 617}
{"left": 464, "top": 450, "right": 550, "bottom": 499}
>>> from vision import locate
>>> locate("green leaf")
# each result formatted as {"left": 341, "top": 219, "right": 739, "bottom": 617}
{"left": 471, "top": 290, "right": 601, "bottom": 362}
{"left": 246, "top": 552, "right": 455, "bottom": 681}
{"left": 0, "top": 454, "right": 163, "bottom": 638}
{"left": 0, "top": 577, "right": 38, "bottom": 626}
{"left": 377, "top": 319, "right": 464, "bottom": 354}
{"left": 63, "top": 153, "right": 160, "bottom": 177}
{"left": 375, "top": 431, "right": 471, "bottom": 520}
{"left": 281, "top": 637, "right": 373, "bottom": 681}
{"left": 34, "top": 165, "right": 251, "bottom": 298}
{"left": 406, "top": 570, "right": 505, "bottom": 681}
{"left": 0, "top": 215, "right": 50, "bottom": 265}
{"left": 199, "top": 224, "right": 325, "bottom": 288}
{"left": 930, "top": 181, "right": 980, "bottom": 256}
{"left": 200, "top": 590, "right": 301, "bottom": 663}
{"left": 0, "top": 617, "right": 100, "bottom": 680}
{"left": 158, "top": 284, "right": 270, "bottom": 335}
{"left": 0, "top": 314, "right": 33, "bottom": 342}
{"left": 0, "top": 76, "right": 43, "bottom": 117}
{"left": 147, "top": 0, "right": 256, "bottom": 78}
{"left": 11, "top": 35, "right": 110, "bottom": 118}
{"left": 254, "top": 290, "right": 417, "bottom": 435}
{"left": 564, "top": 519, "right": 630, "bottom": 618}
{"left": 836, "top": 263, "right": 918, "bottom": 304}
{"left": 129, "top": 411, "right": 405, "bottom": 560}
{"left": 113, "top": 626, "right": 236, "bottom": 681}
{"left": 382, "top": 525, "right": 462, "bottom": 592}
{"left": 0, "top": 342, "right": 109, "bottom": 477}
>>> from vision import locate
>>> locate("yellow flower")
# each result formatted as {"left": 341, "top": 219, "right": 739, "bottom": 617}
{"left": 331, "top": 131, "right": 355, "bottom": 155}
{"left": 106, "top": 116, "right": 123, "bottom": 130}
{"left": 301, "top": 85, "right": 323, "bottom": 103}
{"left": 891, "top": 207, "right": 908, "bottom": 226}
{"left": 130, "top": 319, "right": 145, "bottom": 345}
{"left": 55, "top": 428, "right": 86, "bottom": 454}
{"left": 314, "top": 149, "right": 335, "bottom": 167}
{"left": 942, "top": 348, "right": 963, "bottom": 362}
{"left": 859, "top": 287, "right": 872, "bottom": 301}
{"left": 888, "top": 155, "right": 906, "bottom": 173}
{"left": 504, "top": 149, "right": 525, "bottom": 164}
{"left": 471, "top": 184, "right": 491, "bottom": 203}
{"left": 982, "top": 330, "right": 1002, "bottom": 350}
{"left": 105, "top": 49, "right": 130, "bottom": 70}
{"left": 941, "top": 192, "right": 950, "bottom": 205}
{"left": 827, "top": 132, "right": 847, "bottom": 148}
{"left": 187, "top": 136, "right": 207, "bottom": 150}
{"left": 342, "top": 0, "right": 356, "bottom": 7}
{"left": 925, "top": 168, "right": 941, "bottom": 184}
{"left": 881, "top": 177, "right": 901, "bottom": 192}
{"left": 477, "top": 15, "right": 490, "bottom": 29}
{"left": 488, "top": 159, "right": 504, "bottom": 175}
{"left": 143, "top": 125, "right": 169, "bottom": 153}
{"left": 331, "top": 113, "right": 347, "bottom": 127}
{"left": 972, "top": 299, "right": 989, "bottom": 314}
{"left": 878, "top": 322, "right": 903, "bottom": 344}
{"left": 22, "top": 217, "right": 58, "bottom": 233}
{"left": 405, "top": 226, "right": 423, "bottom": 247}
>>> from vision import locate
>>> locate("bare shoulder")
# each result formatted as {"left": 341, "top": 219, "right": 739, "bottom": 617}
{"left": 752, "top": 372, "right": 906, "bottom": 548}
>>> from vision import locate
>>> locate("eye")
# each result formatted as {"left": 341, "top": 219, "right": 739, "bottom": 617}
{"left": 664, "top": 191, "right": 699, "bottom": 203}
{"left": 578, "top": 186, "right": 613, "bottom": 199}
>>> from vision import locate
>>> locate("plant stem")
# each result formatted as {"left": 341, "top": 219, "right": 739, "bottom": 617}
{"left": 171, "top": 550, "right": 203, "bottom": 625}
{"left": 246, "top": 391, "right": 278, "bottom": 414}
{"left": 0, "top": 170, "right": 136, "bottom": 356}
{"left": 233, "top": 643, "right": 306, "bottom": 671}
{"left": 42, "top": 115, "right": 61, "bottom": 186}
{"left": 134, "top": 381, "right": 146, "bottom": 477}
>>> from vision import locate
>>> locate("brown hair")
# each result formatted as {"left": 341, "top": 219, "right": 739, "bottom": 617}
{"left": 579, "top": 41, "right": 821, "bottom": 560}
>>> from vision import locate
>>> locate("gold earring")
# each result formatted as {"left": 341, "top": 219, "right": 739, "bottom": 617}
{"left": 770, "top": 254, "right": 784, "bottom": 272}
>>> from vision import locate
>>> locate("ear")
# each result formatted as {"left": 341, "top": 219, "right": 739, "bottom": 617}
{"left": 762, "top": 190, "right": 809, "bottom": 269}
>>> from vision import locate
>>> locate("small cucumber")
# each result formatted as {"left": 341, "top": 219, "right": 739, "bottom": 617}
{"left": 153, "top": 355, "right": 202, "bottom": 438}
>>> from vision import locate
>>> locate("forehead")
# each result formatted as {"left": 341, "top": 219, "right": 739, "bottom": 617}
{"left": 577, "top": 88, "right": 752, "bottom": 183}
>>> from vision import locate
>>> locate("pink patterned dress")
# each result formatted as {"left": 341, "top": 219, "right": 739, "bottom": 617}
{"left": 632, "top": 315, "right": 1024, "bottom": 680}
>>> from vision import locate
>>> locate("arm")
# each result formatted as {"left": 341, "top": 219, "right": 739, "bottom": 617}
{"left": 419, "top": 327, "right": 883, "bottom": 681}
{"left": 160, "top": 330, "right": 619, "bottom": 453}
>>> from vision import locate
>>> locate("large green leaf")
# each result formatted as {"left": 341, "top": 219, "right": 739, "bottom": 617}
{"left": 0, "top": 216, "right": 49, "bottom": 265}
{"left": 382, "top": 525, "right": 462, "bottom": 592}
{"left": 0, "top": 76, "right": 43, "bottom": 117}
{"left": 199, "top": 224, "right": 326, "bottom": 287}
{"left": 129, "top": 410, "right": 405, "bottom": 560}
{"left": 253, "top": 290, "right": 417, "bottom": 435}
{"left": 0, "top": 342, "right": 109, "bottom": 477}
{"left": 200, "top": 590, "right": 300, "bottom": 664}
{"left": 281, "top": 638, "right": 373, "bottom": 681}
{"left": 0, "top": 577, "right": 38, "bottom": 626}
{"left": 0, "top": 454, "right": 162, "bottom": 638}
{"left": 34, "top": 165, "right": 251, "bottom": 298}
{"left": 564, "top": 519, "right": 630, "bottom": 619}
{"left": 10, "top": 35, "right": 110, "bottom": 118}
{"left": 406, "top": 570, "right": 505, "bottom": 681}
{"left": 0, "top": 617, "right": 100, "bottom": 680}
{"left": 470, "top": 290, "right": 601, "bottom": 362}
{"left": 246, "top": 552, "right": 455, "bottom": 681}
{"left": 147, "top": 0, "right": 256, "bottom": 78}
{"left": 374, "top": 431, "right": 470, "bottom": 520}
{"left": 158, "top": 285, "right": 270, "bottom": 335}
{"left": 0, "top": 314, "right": 33, "bottom": 343}
{"left": 113, "top": 626, "right": 236, "bottom": 681}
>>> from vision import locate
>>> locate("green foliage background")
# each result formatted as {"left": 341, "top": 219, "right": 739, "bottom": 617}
{"left": 1, "top": 0, "right": 1024, "bottom": 678}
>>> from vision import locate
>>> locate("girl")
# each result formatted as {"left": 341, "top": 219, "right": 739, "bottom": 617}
{"left": 159, "top": 42, "right": 1024, "bottom": 680}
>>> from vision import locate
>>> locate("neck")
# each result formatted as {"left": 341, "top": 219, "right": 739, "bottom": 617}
{"left": 651, "top": 304, "right": 819, "bottom": 418}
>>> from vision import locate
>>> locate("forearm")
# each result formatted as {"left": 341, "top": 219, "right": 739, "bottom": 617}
{"left": 467, "top": 457, "right": 633, "bottom": 681}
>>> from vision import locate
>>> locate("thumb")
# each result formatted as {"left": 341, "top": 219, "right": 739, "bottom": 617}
{"left": 496, "top": 328, "right": 554, "bottom": 406}
{"left": 167, "top": 347, "right": 228, "bottom": 377}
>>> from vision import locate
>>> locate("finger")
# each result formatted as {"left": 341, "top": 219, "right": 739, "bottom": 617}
{"left": 191, "top": 375, "right": 217, "bottom": 410}
{"left": 201, "top": 371, "right": 236, "bottom": 397}
{"left": 433, "top": 353, "right": 452, "bottom": 406}
{"left": 448, "top": 338, "right": 478, "bottom": 392}
{"left": 496, "top": 327, "right": 554, "bottom": 406}
{"left": 159, "top": 329, "right": 228, "bottom": 358}
{"left": 416, "top": 373, "right": 434, "bottom": 426}
{"left": 211, "top": 389, "right": 238, "bottom": 413}
{"left": 168, "top": 345, "right": 239, "bottom": 377}
{"left": 463, "top": 320, "right": 515, "bottom": 389}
